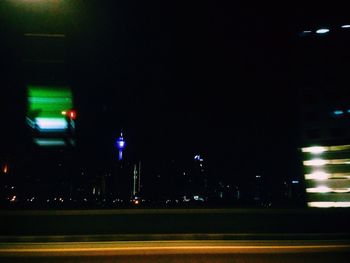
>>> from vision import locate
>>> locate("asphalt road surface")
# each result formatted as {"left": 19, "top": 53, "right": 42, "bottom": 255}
{"left": 1, "top": 209, "right": 349, "bottom": 262}
{"left": 1, "top": 208, "right": 350, "bottom": 236}
{"left": 1, "top": 240, "right": 350, "bottom": 263}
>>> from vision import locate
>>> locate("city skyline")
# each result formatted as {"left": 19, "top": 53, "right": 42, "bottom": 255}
{"left": 1, "top": 4, "right": 350, "bottom": 262}
{"left": 1, "top": 1, "right": 349, "bottom": 203}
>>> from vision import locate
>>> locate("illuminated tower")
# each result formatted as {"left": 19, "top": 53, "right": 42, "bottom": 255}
{"left": 116, "top": 132, "right": 126, "bottom": 161}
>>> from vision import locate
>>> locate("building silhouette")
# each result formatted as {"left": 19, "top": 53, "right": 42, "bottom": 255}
{"left": 297, "top": 26, "right": 350, "bottom": 208}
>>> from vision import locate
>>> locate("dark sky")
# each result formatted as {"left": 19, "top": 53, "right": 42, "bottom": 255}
{"left": 1, "top": 1, "right": 349, "bottom": 184}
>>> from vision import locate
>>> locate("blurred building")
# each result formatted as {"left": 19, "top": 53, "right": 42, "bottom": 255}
{"left": 2, "top": 2, "right": 81, "bottom": 203}
{"left": 21, "top": 3, "right": 76, "bottom": 148}
{"left": 297, "top": 25, "right": 350, "bottom": 208}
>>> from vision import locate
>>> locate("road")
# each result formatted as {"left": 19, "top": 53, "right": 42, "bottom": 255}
{"left": 1, "top": 240, "right": 350, "bottom": 262}
{"left": 1, "top": 208, "right": 350, "bottom": 236}
{"left": 1, "top": 209, "right": 349, "bottom": 262}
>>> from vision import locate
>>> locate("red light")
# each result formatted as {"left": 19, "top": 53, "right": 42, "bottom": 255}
{"left": 67, "top": 110, "right": 77, "bottom": 120}
{"left": 3, "top": 164, "right": 8, "bottom": 174}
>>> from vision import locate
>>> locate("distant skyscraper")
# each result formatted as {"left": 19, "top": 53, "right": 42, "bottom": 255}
{"left": 191, "top": 155, "right": 208, "bottom": 197}
{"left": 132, "top": 162, "right": 141, "bottom": 198}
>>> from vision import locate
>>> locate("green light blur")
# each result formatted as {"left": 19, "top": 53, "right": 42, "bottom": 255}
{"left": 27, "top": 85, "right": 73, "bottom": 119}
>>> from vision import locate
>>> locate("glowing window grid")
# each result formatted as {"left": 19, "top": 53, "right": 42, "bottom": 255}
{"left": 302, "top": 144, "right": 350, "bottom": 207}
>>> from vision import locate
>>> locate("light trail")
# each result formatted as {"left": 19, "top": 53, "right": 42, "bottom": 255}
{"left": 1, "top": 241, "right": 349, "bottom": 256}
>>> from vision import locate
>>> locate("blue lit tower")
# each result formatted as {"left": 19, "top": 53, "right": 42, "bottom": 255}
{"left": 116, "top": 132, "right": 126, "bottom": 161}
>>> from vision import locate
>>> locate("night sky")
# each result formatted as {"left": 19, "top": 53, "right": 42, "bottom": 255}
{"left": 1, "top": 1, "right": 349, "bottom": 187}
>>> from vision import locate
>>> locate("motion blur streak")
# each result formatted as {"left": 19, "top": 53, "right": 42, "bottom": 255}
{"left": 308, "top": 202, "right": 350, "bottom": 208}
{"left": 1, "top": 241, "right": 350, "bottom": 257}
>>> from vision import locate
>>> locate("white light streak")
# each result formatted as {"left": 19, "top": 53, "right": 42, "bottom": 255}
{"left": 306, "top": 186, "right": 331, "bottom": 193}
{"left": 316, "top": 28, "right": 330, "bottom": 34}
{"left": 308, "top": 202, "right": 350, "bottom": 208}
{"left": 305, "top": 171, "right": 330, "bottom": 180}
{"left": 35, "top": 118, "right": 68, "bottom": 131}
{"left": 306, "top": 187, "right": 350, "bottom": 193}
{"left": 303, "top": 159, "right": 328, "bottom": 166}
{"left": 302, "top": 146, "right": 326, "bottom": 154}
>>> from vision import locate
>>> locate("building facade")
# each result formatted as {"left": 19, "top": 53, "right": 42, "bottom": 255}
{"left": 297, "top": 25, "right": 350, "bottom": 208}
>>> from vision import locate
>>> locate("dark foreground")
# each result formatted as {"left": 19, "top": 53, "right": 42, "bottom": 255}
{"left": 2, "top": 253, "right": 350, "bottom": 263}
{"left": 1, "top": 208, "right": 350, "bottom": 236}
{"left": 4, "top": 253, "right": 347, "bottom": 263}
{"left": 0, "top": 240, "right": 349, "bottom": 263}
{"left": 0, "top": 209, "right": 349, "bottom": 262}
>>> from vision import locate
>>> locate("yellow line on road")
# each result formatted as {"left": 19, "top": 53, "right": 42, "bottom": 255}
{"left": 1, "top": 244, "right": 349, "bottom": 255}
